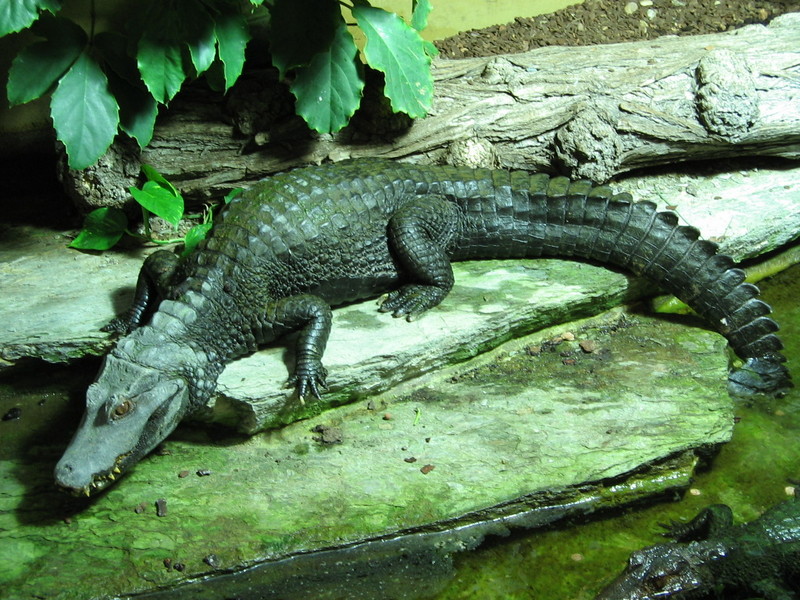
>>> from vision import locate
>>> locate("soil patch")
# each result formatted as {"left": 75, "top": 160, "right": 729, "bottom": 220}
{"left": 435, "top": 0, "right": 800, "bottom": 57}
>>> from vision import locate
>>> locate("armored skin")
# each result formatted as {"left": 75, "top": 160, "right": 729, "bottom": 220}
{"left": 54, "top": 159, "right": 790, "bottom": 495}
{"left": 595, "top": 495, "right": 800, "bottom": 600}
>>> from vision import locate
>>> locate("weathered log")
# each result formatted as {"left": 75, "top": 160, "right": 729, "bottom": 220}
{"left": 59, "top": 13, "right": 800, "bottom": 211}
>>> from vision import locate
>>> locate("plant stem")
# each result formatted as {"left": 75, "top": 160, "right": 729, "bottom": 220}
{"left": 141, "top": 205, "right": 151, "bottom": 239}
{"left": 90, "top": 0, "right": 96, "bottom": 41}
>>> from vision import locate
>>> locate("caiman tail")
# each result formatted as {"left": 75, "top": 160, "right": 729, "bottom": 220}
{"left": 447, "top": 172, "right": 789, "bottom": 395}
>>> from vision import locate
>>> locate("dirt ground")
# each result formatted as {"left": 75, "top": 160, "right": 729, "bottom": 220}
{"left": 435, "top": 0, "right": 800, "bottom": 57}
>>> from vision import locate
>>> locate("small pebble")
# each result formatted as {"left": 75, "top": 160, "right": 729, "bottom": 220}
{"left": 420, "top": 464, "right": 435, "bottom": 474}
{"left": 155, "top": 498, "right": 168, "bottom": 517}
{"left": 689, "top": 488, "right": 702, "bottom": 496}
{"left": 382, "top": 413, "right": 392, "bottom": 421}
{"left": 624, "top": 2, "right": 638, "bottom": 14}
{"left": 203, "top": 553, "right": 221, "bottom": 568}
{"left": 178, "top": 470, "right": 191, "bottom": 478}
{"left": 196, "top": 469, "right": 212, "bottom": 477}
{"left": 404, "top": 457, "right": 418, "bottom": 463}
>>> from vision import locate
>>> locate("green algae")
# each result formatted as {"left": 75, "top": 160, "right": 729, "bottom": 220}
{"left": 432, "top": 263, "right": 800, "bottom": 600}
{"left": 0, "top": 306, "right": 733, "bottom": 600}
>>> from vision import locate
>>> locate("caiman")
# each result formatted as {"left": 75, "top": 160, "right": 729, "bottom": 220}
{"left": 54, "top": 158, "right": 791, "bottom": 496}
{"left": 595, "top": 494, "right": 800, "bottom": 599}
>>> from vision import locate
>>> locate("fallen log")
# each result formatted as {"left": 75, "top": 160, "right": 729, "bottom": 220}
{"left": 59, "top": 13, "right": 800, "bottom": 211}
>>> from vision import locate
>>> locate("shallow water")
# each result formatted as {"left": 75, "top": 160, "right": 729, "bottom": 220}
{"left": 432, "top": 260, "right": 800, "bottom": 599}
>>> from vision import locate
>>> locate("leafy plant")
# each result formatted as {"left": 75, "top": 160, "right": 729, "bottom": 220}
{"left": 70, "top": 165, "right": 241, "bottom": 252}
{"left": 2, "top": 0, "right": 435, "bottom": 170}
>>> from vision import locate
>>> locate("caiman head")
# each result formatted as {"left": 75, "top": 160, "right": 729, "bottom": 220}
{"left": 54, "top": 341, "right": 195, "bottom": 497}
{"left": 595, "top": 540, "right": 725, "bottom": 600}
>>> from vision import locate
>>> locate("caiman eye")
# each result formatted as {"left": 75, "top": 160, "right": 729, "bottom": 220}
{"left": 111, "top": 399, "right": 134, "bottom": 419}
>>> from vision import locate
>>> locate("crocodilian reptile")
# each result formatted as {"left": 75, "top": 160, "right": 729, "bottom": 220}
{"left": 595, "top": 494, "right": 800, "bottom": 599}
{"left": 54, "top": 159, "right": 791, "bottom": 496}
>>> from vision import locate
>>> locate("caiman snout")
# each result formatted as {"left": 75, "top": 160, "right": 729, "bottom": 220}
{"left": 54, "top": 351, "right": 192, "bottom": 496}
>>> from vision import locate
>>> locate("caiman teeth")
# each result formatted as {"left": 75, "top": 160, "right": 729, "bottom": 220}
{"left": 113, "top": 467, "right": 122, "bottom": 474}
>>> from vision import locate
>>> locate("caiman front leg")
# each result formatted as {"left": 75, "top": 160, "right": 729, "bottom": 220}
{"left": 258, "top": 294, "right": 333, "bottom": 400}
{"left": 662, "top": 504, "right": 734, "bottom": 542}
{"left": 103, "top": 249, "right": 180, "bottom": 334}
{"left": 379, "top": 195, "right": 463, "bottom": 320}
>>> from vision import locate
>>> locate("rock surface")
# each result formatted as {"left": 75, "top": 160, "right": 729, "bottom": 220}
{"left": 0, "top": 308, "right": 732, "bottom": 600}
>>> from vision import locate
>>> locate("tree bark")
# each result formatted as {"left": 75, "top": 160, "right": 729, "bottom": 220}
{"left": 60, "top": 13, "right": 800, "bottom": 211}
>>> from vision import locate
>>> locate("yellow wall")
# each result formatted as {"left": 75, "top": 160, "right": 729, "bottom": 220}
{"left": 372, "top": 0, "right": 583, "bottom": 40}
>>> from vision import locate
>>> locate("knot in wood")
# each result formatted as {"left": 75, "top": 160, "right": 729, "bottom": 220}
{"left": 480, "top": 56, "right": 518, "bottom": 86}
{"left": 554, "top": 105, "right": 622, "bottom": 182}
{"left": 445, "top": 137, "right": 498, "bottom": 168}
{"left": 695, "top": 49, "right": 758, "bottom": 140}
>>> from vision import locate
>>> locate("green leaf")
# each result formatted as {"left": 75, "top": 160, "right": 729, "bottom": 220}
{"left": 69, "top": 207, "right": 127, "bottom": 251}
{"left": 140, "top": 164, "right": 179, "bottom": 196}
{"left": 214, "top": 8, "right": 250, "bottom": 91}
{"left": 422, "top": 39, "right": 439, "bottom": 59}
{"left": 267, "top": 0, "right": 338, "bottom": 78}
{"left": 181, "top": 222, "right": 212, "bottom": 256}
{"left": 182, "top": 0, "right": 216, "bottom": 75}
{"left": 107, "top": 71, "right": 158, "bottom": 149}
{"left": 130, "top": 180, "right": 184, "bottom": 226}
{"left": 352, "top": 4, "right": 433, "bottom": 118}
{"left": 94, "top": 31, "right": 142, "bottom": 85}
{"left": 223, "top": 187, "right": 243, "bottom": 204}
{"left": 0, "top": 0, "right": 61, "bottom": 36}
{"left": 410, "top": 0, "right": 433, "bottom": 32}
{"left": 203, "top": 58, "right": 227, "bottom": 92}
{"left": 137, "top": 35, "right": 186, "bottom": 104}
{"left": 291, "top": 20, "right": 364, "bottom": 133}
{"left": 94, "top": 31, "right": 158, "bottom": 148}
{"left": 6, "top": 16, "right": 86, "bottom": 105}
{"left": 50, "top": 50, "right": 120, "bottom": 169}
{"left": 135, "top": 1, "right": 199, "bottom": 104}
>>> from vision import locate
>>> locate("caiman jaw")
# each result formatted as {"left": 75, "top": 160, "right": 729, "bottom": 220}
{"left": 58, "top": 453, "right": 129, "bottom": 497}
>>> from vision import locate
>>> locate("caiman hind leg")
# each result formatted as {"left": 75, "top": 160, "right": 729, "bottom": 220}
{"left": 257, "top": 294, "right": 333, "bottom": 399}
{"left": 379, "top": 195, "right": 463, "bottom": 320}
{"left": 103, "top": 249, "right": 180, "bottom": 334}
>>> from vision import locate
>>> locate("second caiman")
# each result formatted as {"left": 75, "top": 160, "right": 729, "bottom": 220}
{"left": 596, "top": 494, "right": 800, "bottom": 599}
{"left": 54, "top": 158, "right": 792, "bottom": 495}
